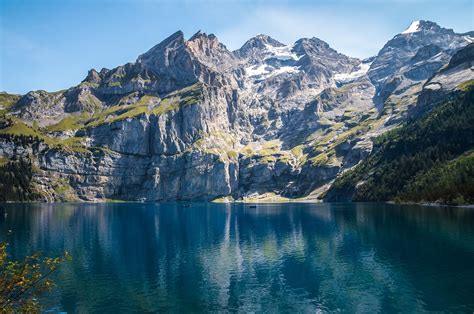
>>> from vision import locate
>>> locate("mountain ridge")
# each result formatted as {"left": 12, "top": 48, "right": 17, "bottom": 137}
{"left": 0, "top": 20, "right": 472, "bottom": 202}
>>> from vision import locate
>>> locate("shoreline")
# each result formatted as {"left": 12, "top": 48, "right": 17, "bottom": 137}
{"left": 1, "top": 199, "right": 473, "bottom": 209}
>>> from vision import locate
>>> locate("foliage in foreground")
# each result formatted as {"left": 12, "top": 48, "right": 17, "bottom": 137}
{"left": 0, "top": 242, "right": 69, "bottom": 312}
{"left": 325, "top": 89, "right": 474, "bottom": 205}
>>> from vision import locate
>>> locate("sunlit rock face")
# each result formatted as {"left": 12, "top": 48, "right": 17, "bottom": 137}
{"left": 1, "top": 21, "right": 472, "bottom": 201}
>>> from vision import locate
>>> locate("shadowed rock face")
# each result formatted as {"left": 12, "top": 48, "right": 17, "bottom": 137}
{"left": 1, "top": 21, "right": 472, "bottom": 202}
{"left": 414, "top": 43, "right": 474, "bottom": 116}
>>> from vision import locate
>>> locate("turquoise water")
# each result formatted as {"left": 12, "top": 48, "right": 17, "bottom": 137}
{"left": 0, "top": 202, "right": 473, "bottom": 312}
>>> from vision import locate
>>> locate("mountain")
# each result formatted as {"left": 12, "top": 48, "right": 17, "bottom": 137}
{"left": 369, "top": 20, "right": 469, "bottom": 88}
{"left": 0, "top": 21, "right": 472, "bottom": 202}
{"left": 324, "top": 43, "right": 474, "bottom": 205}
{"left": 325, "top": 87, "right": 474, "bottom": 205}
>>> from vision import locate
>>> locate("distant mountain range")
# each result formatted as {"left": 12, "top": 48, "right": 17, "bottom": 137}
{"left": 0, "top": 20, "right": 473, "bottom": 204}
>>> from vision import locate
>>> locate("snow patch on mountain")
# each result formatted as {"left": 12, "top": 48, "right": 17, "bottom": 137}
{"left": 246, "top": 64, "right": 300, "bottom": 79}
{"left": 334, "top": 62, "right": 371, "bottom": 84}
{"left": 464, "top": 35, "right": 474, "bottom": 43}
{"left": 402, "top": 21, "right": 421, "bottom": 34}
{"left": 264, "top": 44, "right": 300, "bottom": 61}
{"left": 244, "top": 42, "right": 301, "bottom": 80}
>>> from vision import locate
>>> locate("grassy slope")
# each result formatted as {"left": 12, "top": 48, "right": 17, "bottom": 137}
{"left": 325, "top": 88, "right": 474, "bottom": 205}
{"left": 0, "top": 84, "right": 203, "bottom": 153}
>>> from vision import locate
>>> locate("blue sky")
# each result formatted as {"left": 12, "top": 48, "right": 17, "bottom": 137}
{"left": 1, "top": 0, "right": 473, "bottom": 94}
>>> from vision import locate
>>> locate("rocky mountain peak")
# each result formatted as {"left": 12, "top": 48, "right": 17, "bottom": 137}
{"left": 185, "top": 30, "right": 238, "bottom": 72}
{"left": 186, "top": 30, "right": 228, "bottom": 53}
{"left": 255, "top": 34, "right": 285, "bottom": 46}
{"left": 400, "top": 20, "right": 444, "bottom": 35}
{"left": 368, "top": 20, "right": 470, "bottom": 90}
{"left": 234, "top": 34, "right": 286, "bottom": 60}
{"left": 292, "top": 37, "right": 360, "bottom": 76}
{"left": 137, "top": 30, "right": 186, "bottom": 64}
{"left": 83, "top": 69, "right": 102, "bottom": 85}
{"left": 132, "top": 30, "right": 199, "bottom": 93}
{"left": 390, "top": 20, "right": 460, "bottom": 45}
{"left": 243, "top": 34, "right": 285, "bottom": 49}
{"left": 189, "top": 30, "right": 205, "bottom": 40}
{"left": 188, "top": 30, "right": 220, "bottom": 46}
{"left": 293, "top": 37, "right": 331, "bottom": 53}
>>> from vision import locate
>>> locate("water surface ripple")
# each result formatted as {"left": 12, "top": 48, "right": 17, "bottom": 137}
{"left": 0, "top": 202, "right": 473, "bottom": 312}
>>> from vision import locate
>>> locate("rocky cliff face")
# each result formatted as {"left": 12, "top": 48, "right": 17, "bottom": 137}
{"left": 0, "top": 21, "right": 472, "bottom": 202}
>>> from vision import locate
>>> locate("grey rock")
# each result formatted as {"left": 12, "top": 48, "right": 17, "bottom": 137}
{"left": 1, "top": 21, "right": 472, "bottom": 202}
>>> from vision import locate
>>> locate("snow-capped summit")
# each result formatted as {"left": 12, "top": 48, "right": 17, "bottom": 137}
{"left": 399, "top": 20, "right": 444, "bottom": 36}
{"left": 402, "top": 20, "right": 421, "bottom": 34}
{"left": 234, "top": 34, "right": 286, "bottom": 61}
{"left": 369, "top": 20, "right": 468, "bottom": 89}
{"left": 240, "top": 34, "right": 285, "bottom": 50}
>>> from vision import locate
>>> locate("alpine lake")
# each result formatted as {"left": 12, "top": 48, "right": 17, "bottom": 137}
{"left": 1, "top": 202, "right": 473, "bottom": 312}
